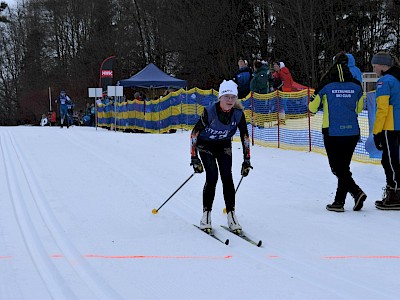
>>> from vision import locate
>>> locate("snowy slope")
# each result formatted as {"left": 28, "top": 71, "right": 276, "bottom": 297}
{"left": 0, "top": 126, "right": 399, "bottom": 300}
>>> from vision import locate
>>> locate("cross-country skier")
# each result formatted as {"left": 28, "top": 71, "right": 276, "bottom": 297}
{"left": 190, "top": 79, "right": 252, "bottom": 230}
{"left": 56, "top": 90, "right": 71, "bottom": 128}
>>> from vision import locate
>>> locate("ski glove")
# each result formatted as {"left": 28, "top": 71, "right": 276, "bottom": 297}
{"left": 190, "top": 156, "right": 204, "bottom": 173}
{"left": 241, "top": 159, "right": 253, "bottom": 177}
{"left": 374, "top": 132, "right": 384, "bottom": 151}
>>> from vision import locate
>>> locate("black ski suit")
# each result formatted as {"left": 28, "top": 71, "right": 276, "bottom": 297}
{"left": 191, "top": 102, "right": 250, "bottom": 212}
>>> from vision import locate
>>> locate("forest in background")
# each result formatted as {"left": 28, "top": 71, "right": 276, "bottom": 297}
{"left": 1, "top": 0, "right": 400, "bottom": 124}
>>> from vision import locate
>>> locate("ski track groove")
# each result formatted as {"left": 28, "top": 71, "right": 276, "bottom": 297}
{"left": 63, "top": 130, "right": 152, "bottom": 196}
{"left": 172, "top": 197, "right": 395, "bottom": 300}
{"left": 1, "top": 130, "right": 122, "bottom": 300}
{"left": 234, "top": 237, "right": 395, "bottom": 300}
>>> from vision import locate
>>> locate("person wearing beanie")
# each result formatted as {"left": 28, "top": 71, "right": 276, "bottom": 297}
{"left": 371, "top": 51, "right": 400, "bottom": 210}
{"left": 190, "top": 79, "right": 252, "bottom": 232}
{"left": 309, "top": 51, "right": 367, "bottom": 212}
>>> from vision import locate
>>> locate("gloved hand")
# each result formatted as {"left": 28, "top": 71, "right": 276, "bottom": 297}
{"left": 374, "top": 132, "right": 384, "bottom": 151}
{"left": 190, "top": 156, "right": 204, "bottom": 173}
{"left": 241, "top": 159, "right": 253, "bottom": 177}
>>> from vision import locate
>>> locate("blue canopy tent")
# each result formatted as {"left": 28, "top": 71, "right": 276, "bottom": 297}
{"left": 118, "top": 63, "right": 187, "bottom": 89}
{"left": 117, "top": 63, "right": 187, "bottom": 133}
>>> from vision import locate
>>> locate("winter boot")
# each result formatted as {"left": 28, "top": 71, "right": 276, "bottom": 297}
{"left": 227, "top": 211, "right": 242, "bottom": 231}
{"left": 376, "top": 186, "right": 400, "bottom": 210}
{"left": 352, "top": 190, "right": 367, "bottom": 211}
{"left": 326, "top": 201, "right": 344, "bottom": 212}
{"left": 199, "top": 210, "right": 212, "bottom": 230}
{"left": 327, "top": 185, "right": 346, "bottom": 212}
{"left": 375, "top": 186, "right": 387, "bottom": 207}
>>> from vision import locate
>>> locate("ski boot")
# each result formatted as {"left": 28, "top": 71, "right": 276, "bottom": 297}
{"left": 227, "top": 210, "right": 242, "bottom": 233}
{"left": 199, "top": 210, "right": 212, "bottom": 231}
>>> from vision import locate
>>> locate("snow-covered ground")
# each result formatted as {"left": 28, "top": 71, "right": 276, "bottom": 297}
{"left": 0, "top": 126, "right": 398, "bottom": 300}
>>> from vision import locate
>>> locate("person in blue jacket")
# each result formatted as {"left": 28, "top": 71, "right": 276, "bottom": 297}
{"left": 56, "top": 90, "right": 71, "bottom": 128}
{"left": 233, "top": 58, "right": 252, "bottom": 99}
{"left": 371, "top": 52, "right": 400, "bottom": 210}
{"left": 190, "top": 80, "right": 252, "bottom": 232}
{"left": 346, "top": 53, "right": 363, "bottom": 84}
{"left": 309, "top": 52, "right": 367, "bottom": 212}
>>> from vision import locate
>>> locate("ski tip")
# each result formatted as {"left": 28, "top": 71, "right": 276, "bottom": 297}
{"left": 257, "top": 240, "right": 262, "bottom": 247}
{"left": 225, "top": 239, "right": 230, "bottom": 245}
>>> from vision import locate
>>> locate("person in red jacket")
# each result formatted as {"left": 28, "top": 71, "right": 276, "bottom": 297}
{"left": 48, "top": 110, "right": 56, "bottom": 126}
{"left": 272, "top": 61, "right": 294, "bottom": 125}
{"left": 272, "top": 61, "right": 293, "bottom": 92}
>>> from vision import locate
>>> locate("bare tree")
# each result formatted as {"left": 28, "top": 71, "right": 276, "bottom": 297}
{"left": 2, "top": 0, "right": 400, "bottom": 124}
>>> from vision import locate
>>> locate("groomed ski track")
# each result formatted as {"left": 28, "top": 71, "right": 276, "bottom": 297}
{"left": 0, "top": 126, "right": 398, "bottom": 299}
{"left": 0, "top": 129, "right": 122, "bottom": 299}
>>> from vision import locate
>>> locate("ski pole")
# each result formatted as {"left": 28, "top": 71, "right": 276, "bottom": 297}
{"left": 152, "top": 173, "right": 195, "bottom": 214}
{"left": 235, "top": 175, "right": 244, "bottom": 193}
{"left": 223, "top": 175, "right": 244, "bottom": 214}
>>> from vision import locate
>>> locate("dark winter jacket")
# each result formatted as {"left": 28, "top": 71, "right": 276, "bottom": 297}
{"left": 250, "top": 65, "right": 269, "bottom": 94}
{"left": 234, "top": 67, "right": 252, "bottom": 98}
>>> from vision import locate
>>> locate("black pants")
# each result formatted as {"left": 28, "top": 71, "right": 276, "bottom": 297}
{"left": 198, "top": 140, "right": 235, "bottom": 212}
{"left": 381, "top": 131, "right": 400, "bottom": 189}
{"left": 324, "top": 134, "right": 361, "bottom": 203}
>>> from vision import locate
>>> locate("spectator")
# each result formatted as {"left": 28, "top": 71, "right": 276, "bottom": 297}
{"left": 272, "top": 61, "right": 293, "bottom": 92}
{"left": 371, "top": 52, "right": 400, "bottom": 210}
{"left": 272, "top": 61, "right": 293, "bottom": 125}
{"left": 250, "top": 60, "right": 269, "bottom": 94}
{"left": 48, "top": 111, "right": 56, "bottom": 126}
{"left": 309, "top": 51, "right": 366, "bottom": 212}
{"left": 90, "top": 104, "right": 95, "bottom": 127}
{"left": 346, "top": 53, "right": 363, "bottom": 84}
{"left": 163, "top": 89, "right": 175, "bottom": 97}
{"left": 134, "top": 92, "right": 142, "bottom": 100}
{"left": 134, "top": 91, "right": 146, "bottom": 115}
{"left": 234, "top": 58, "right": 253, "bottom": 99}
{"left": 81, "top": 115, "right": 91, "bottom": 126}
{"left": 40, "top": 113, "right": 48, "bottom": 126}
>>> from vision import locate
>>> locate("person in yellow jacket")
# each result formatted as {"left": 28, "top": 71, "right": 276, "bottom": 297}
{"left": 309, "top": 52, "right": 366, "bottom": 212}
{"left": 371, "top": 52, "right": 400, "bottom": 210}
